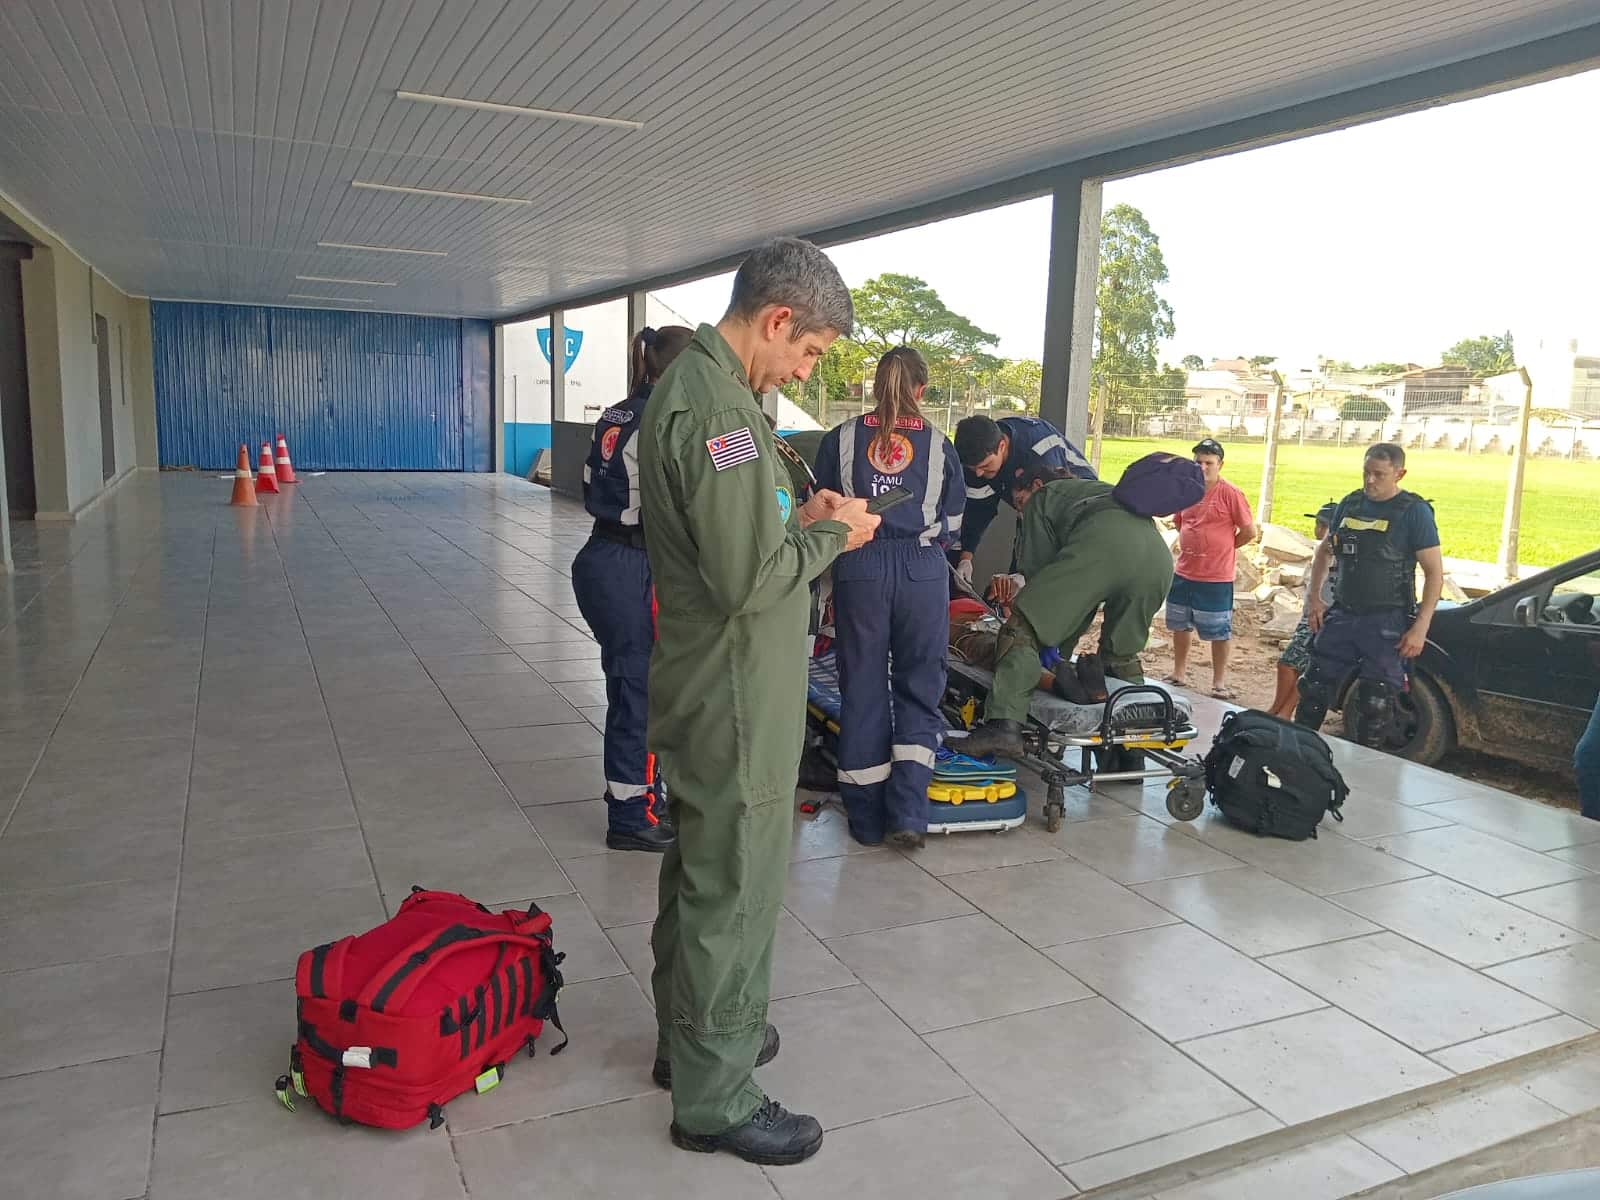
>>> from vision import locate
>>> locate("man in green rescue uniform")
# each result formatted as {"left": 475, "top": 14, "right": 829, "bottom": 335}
{"left": 961, "top": 465, "right": 1175, "bottom": 757}
{"left": 638, "top": 238, "right": 880, "bottom": 1165}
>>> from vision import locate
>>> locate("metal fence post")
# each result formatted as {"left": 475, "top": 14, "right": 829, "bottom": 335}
{"left": 1090, "top": 379, "right": 1107, "bottom": 472}
{"left": 1497, "top": 368, "right": 1534, "bottom": 581}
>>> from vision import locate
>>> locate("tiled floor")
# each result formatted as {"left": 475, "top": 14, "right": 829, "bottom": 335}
{"left": 3, "top": 472, "right": 1599, "bottom": 1200}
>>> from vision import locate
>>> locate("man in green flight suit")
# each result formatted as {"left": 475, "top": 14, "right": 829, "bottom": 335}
{"left": 961, "top": 464, "right": 1175, "bottom": 757}
{"left": 638, "top": 237, "right": 880, "bottom": 1165}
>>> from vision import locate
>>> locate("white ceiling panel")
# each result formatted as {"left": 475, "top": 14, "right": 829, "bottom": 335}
{"left": 0, "top": 0, "right": 1594, "bottom": 318}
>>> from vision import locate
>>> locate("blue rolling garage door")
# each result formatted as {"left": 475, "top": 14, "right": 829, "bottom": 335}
{"left": 153, "top": 302, "right": 491, "bottom": 471}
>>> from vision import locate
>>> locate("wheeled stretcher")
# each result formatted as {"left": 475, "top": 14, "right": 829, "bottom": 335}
{"left": 804, "top": 652, "right": 1029, "bottom": 833}
{"left": 941, "top": 654, "right": 1210, "bottom": 831}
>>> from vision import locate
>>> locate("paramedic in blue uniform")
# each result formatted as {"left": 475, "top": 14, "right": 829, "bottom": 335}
{"left": 570, "top": 325, "right": 695, "bottom": 851}
{"left": 950, "top": 413, "right": 1096, "bottom": 583}
{"left": 1295, "top": 443, "right": 1444, "bottom": 749}
{"left": 815, "top": 347, "right": 965, "bottom": 849}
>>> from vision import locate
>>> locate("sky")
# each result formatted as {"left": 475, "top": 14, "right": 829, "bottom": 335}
{"left": 655, "top": 65, "right": 1600, "bottom": 371}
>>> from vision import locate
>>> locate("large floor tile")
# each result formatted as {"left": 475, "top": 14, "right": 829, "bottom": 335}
{"left": 1335, "top": 874, "right": 1587, "bottom": 967}
{"left": 759, "top": 984, "right": 970, "bottom": 1129}
{"left": 1049, "top": 924, "right": 1325, "bottom": 1042}
{"left": 1053, "top": 813, "right": 1242, "bottom": 885}
{"left": 1351, "top": 1081, "right": 1568, "bottom": 1173}
{"left": 364, "top": 812, "right": 570, "bottom": 907}
{"left": 0, "top": 820, "right": 182, "bottom": 892}
{"left": 0, "top": 1052, "right": 159, "bottom": 1200}
{"left": 1062, "top": 1109, "right": 1282, "bottom": 1192}
{"left": 1487, "top": 942, "right": 1600, "bottom": 1026}
{"left": 515, "top": 893, "right": 628, "bottom": 984}
{"left": 171, "top": 883, "right": 387, "bottom": 994}
{"left": 531, "top": 657, "right": 608, "bottom": 683}
{"left": 499, "top": 754, "right": 607, "bottom": 807}
{"left": 784, "top": 852, "right": 975, "bottom": 939}
{"left": 789, "top": 804, "right": 882, "bottom": 862}
{"left": 1323, "top": 793, "right": 1457, "bottom": 840}
{"left": 454, "top": 1092, "right": 777, "bottom": 1199}
{"left": 148, "top": 1094, "right": 469, "bottom": 1200}
{"left": 181, "top": 827, "right": 371, "bottom": 906}
{"left": 1182, "top": 1008, "right": 1452, "bottom": 1124}
{"left": 5, "top": 768, "right": 191, "bottom": 835}
{"left": 475, "top": 722, "right": 604, "bottom": 765}
{"left": 561, "top": 852, "right": 664, "bottom": 929}
{"left": 1133, "top": 867, "right": 1380, "bottom": 957}
{"left": 183, "top": 782, "right": 356, "bottom": 843}
{"left": 1520, "top": 1042, "right": 1600, "bottom": 1114}
{"left": 928, "top": 998, "right": 1254, "bottom": 1166}
{"left": 1372, "top": 825, "right": 1590, "bottom": 896}
{"left": 827, "top": 913, "right": 1091, "bottom": 1032}
{"left": 160, "top": 979, "right": 297, "bottom": 1113}
{"left": 1418, "top": 794, "right": 1600, "bottom": 853}
{"left": 1181, "top": 813, "right": 1429, "bottom": 895}
{"left": 771, "top": 1095, "right": 1069, "bottom": 1200}
{"left": 0, "top": 876, "right": 176, "bottom": 971}
{"left": 1508, "top": 875, "right": 1600, "bottom": 939}
{"left": 449, "top": 693, "right": 584, "bottom": 731}
{"left": 443, "top": 974, "right": 657, "bottom": 1133}
{"left": 1430, "top": 1014, "right": 1596, "bottom": 1074}
{"left": 905, "top": 823, "right": 1068, "bottom": 876}
{"left": 526, "top": 798, "right": 612, "bottom": 860}
{"left": 1151, "top": 1134, "right": 1400, "bottom": 1200}
{"left": 0, "top": 952, "right": 168, "bottom": 1075}
{"left": 1265, "top": 932, "right": 1554, "bottom": 1051}
{"left": 941, "top": 858, "right": 1178, "bottom": 948}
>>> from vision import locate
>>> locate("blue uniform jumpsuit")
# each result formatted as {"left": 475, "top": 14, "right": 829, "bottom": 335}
{"left": 815, "top": 414, "right": 966, "bottom": 841}
{"left": 957, "top": 416, "right": 1096, "bottom": 565}
{"left": 570, "top": 387, "right": 660, "bottom": 834}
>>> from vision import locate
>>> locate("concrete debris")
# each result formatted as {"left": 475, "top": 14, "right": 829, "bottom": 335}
{"left": 1260, "top": 523, "right": 1317, "bottom": 564}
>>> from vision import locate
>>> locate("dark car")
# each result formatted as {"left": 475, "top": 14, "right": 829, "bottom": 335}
{"left": 1336, "top": 548, "right": 1600, "bottom": 769}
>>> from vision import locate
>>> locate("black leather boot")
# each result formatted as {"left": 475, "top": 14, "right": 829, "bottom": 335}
{"left": 958, "top": 719, "right": 1025, "bottom": 758}
{"left": 654, "top": 1023, "right": 779, "bottom": 1090}
{"left": 671, "top": 1096, "right": 824, "bottom": 1165}
{"left": 606, "top": 823, "right": 676, "bottom": 852}
{"left": 1051, "top": 667, "right": 1094, "bottom": 705}
{"left": 1075, "top": 652, "right": 1109, "bottom": 701}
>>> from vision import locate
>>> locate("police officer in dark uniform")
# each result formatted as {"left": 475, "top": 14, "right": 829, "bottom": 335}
{"left": 1295, "top": 443, "right": 1444, "bottom": 748}
{"left": 950, "top": 413, "right": 1096, "bottom": 582}
{"left": 569, "top": 324, "right": 694, "bottom": 851}
{"left": 814, "top": 347, "right": 965, "bottom": 849}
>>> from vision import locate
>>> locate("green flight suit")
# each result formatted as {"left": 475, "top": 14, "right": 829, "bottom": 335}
{"left": 638, "top": 324, "right": 850, "bottom": 1135}
{"left": 987, "top": 479, "right": 1174, "bottom": 723}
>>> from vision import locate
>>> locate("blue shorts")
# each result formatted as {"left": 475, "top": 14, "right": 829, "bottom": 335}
{"left": 1165, "top": 576, "right": 1234, "bottom": 641}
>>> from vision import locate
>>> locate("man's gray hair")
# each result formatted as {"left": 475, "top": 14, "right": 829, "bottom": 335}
{"left": 725, "top": 237, "right": 853, "bottom": 338}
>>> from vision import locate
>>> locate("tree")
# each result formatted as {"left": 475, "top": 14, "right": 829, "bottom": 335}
{"left": 1180, "top": 353, "right": 1205, "bottom": 370}
{"left": 1364, "top": 361, "right": 1409, "bottom": 377}
{"left": 1093, "top": 204, "right": 1177, "bottom": 408}
{"left": 1341, "top": 394, "right": 1390, "bottom": 421}
{"left": 1442, "top": 331, "right": 1515, "bottom": 377}
{"left": 1249, "top": 354, "right": 1277, "bottom": 368}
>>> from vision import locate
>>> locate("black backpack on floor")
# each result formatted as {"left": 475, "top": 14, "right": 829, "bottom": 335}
{"left": 1203, "top": 710, "right": 1348, "bottom": 840}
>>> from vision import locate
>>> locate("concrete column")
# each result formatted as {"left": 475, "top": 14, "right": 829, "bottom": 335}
{"left": 126, "top": 298, "right": 157, "bottom": 468}
{"left": 492, "top": 323, "right": 507, "bottom": 474}
{"left": 549, "top": 311, "right": 569, "bottom": 422}
{"left": 19, "top": 246, "right": 69, "bottom": 516}
{"left": 1038, "top": 178, "right": 1103, "bottom": 448}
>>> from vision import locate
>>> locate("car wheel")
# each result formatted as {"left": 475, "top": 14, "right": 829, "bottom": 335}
{"left": 1392, "top": 672, "right": 1456, "bottom": 765}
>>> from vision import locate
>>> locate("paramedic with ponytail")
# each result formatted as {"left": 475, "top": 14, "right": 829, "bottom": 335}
{"left": 815, "top": 347, "right": 966, "bottom": 849}
{"left": 570, "top": 324, "right": 695, "bottom": 851}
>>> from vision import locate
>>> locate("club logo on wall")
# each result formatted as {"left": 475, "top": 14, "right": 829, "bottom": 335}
{"left": 536, "top": 327, "right": 584, "bottom": 372}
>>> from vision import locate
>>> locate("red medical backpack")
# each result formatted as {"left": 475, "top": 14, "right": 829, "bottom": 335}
{"left": 278, "top": 888, "right": 567, "bottom": 1130}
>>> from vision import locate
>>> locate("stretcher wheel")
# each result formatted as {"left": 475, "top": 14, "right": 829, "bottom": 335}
{"left": 1165, "top": 778, "right": 1206, "bottom": 822}
{"left": 1043, "top": 784, "right": 1065, "bottom": 833}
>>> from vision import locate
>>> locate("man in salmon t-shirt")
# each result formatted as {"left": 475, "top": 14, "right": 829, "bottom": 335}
{"left": 1164, "top": 438, "right": 1258, "bottom": 699}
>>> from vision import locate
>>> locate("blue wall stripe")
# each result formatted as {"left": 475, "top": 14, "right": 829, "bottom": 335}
{"left": 152, "top": 301, "right": 491, "bottom": 471}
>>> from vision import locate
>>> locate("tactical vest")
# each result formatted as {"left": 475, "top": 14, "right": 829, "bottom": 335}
{"left": 583, "top": 386, "right": 650, "bottom": 527}
{"left": 1331, "top": 489, "right": 1428, "bottom": 613}
{"left": 835, "top": 413, "right": 953, "bottom": 543}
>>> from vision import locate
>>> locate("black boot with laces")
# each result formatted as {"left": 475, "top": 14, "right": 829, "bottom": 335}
{"left": 670, "top": 1095, "right": 824, "bottom": 1165}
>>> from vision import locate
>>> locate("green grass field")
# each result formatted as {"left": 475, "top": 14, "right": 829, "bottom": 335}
{"left": 1093, "top": 438, "right": 1600, "bottom": 568}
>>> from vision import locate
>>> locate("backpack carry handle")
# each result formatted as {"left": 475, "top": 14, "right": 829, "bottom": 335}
{"left": 358, "top": 924, "right": 554, "bottom": 1013}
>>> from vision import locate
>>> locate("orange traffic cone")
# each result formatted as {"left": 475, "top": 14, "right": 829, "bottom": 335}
{"left": 274, "top": 433, "right": 299, "bottom": 484}
{"left": 229, "top": 444, "right": 258, "bottom": 507}
{"left": 256, "top": 442, "right": 280, "bottom": 494}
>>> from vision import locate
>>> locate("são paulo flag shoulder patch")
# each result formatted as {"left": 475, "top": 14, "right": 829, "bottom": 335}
{"left": 705, "top": 427, "right": 759, "bottom": 471}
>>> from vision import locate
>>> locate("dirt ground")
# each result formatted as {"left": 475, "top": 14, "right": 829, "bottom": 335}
{"left": 1076, "top": 607, "right": 1581, "bottom": 811}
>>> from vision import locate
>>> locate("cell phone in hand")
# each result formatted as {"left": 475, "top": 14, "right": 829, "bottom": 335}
{"left": 866, "top": 486, "right": 914, "bottom": 515}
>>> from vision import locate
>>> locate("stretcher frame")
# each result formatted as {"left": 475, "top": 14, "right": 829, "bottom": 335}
{"left": 942, "top": 662, "right": 1209, "bottom": 832}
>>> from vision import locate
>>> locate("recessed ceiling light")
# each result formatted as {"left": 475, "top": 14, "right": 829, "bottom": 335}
{"left": 294, "top": 274, "right": 397, "bottom": 287}
{"left": 396, "top": 89, "right": 642, "bottom": 131}
{"left": 351, "top": 180, "right": 533, "bottom": 206}
{"left": 286, "top": 293, "right": 374, "bottom": 303}
{"left": 317, "top": 240, "right": 448, "bottom": 258}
